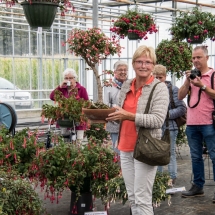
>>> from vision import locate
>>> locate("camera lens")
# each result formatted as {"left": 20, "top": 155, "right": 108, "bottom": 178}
{"left": 189, "top": 74, "right": 196, "bottom": 80}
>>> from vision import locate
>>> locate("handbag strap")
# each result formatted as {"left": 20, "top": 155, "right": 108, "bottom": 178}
{"left": 168, "top": 84, "right": 176, "bottom": 109}
{"left": 211, "top": 71, "right": 215, "bottom": 109}
{"left": 144, "top": 82, "right": 169, "bottom": 127}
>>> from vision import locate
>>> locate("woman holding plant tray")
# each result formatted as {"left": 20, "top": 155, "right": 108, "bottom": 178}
{"left": 50, "top": 68, "right": 89, "bottom": 133}
{"left": 106, "top": 45, "right": 169, "bottom": 215}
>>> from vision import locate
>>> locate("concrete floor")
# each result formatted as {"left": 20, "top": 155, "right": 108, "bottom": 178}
{"left": 17, "top": 117, "right": 215, "bottom": 215}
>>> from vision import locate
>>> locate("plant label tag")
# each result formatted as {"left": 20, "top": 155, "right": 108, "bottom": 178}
{"left": 72, "top": 134, "right": 76, "bottom": 141}
{"left": 84, "top": 212, "right": 107, "bottom": 215}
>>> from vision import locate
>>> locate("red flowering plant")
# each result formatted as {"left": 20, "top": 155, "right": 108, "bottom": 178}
{"left": 28, "top": 136, "right": 120, "bottom": 208}
{"left": 41, "top": 89, "right": 91, "bottom": 125}
{"left": 0, "top": 126, "right": 45, "bottom": 175}
{"left": 66, "top": 27, "right": 122, "bottom": 102}
{"left": 169, "top": 7, "right": 215, "bottom": 43}
{"left": 156, "top": 39, "right": 192, "bottom": 79}
{"left": 110, "top": 7, "right": 158, "bottom": 40}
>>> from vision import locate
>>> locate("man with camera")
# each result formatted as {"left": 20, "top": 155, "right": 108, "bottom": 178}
{"left": 178, "top": 45, "right": 215, "bottom": 203}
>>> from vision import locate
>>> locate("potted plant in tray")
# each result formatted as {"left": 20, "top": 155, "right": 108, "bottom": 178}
{"left": 3, "top": 0, "right": 74, "bottom": 29}
{"left": 155, "top": 39, "right": 193, "bottom": 79}
{"left": 41, "top": 89, "right": 90, "bottom": 127}
{"left": 169, "top": 7, "right": 215, "bottom": 44}
{"left": 110, "top": 7, "right": 158, "bottom": 40}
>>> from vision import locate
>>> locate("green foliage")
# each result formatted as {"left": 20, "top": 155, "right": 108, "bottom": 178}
{"left": 152, "top": 172, "right": 171, "bottom": 207}
{"left": 41, "top": 89, "right": 91, "bottom": 124}
{"left": 0, "top": 170, "right": 45, "bottom": 215}
{"left": 85, "top": 123, "right": 110, "bottom": 141}
{"left": 156, "top": 39, "right": 193, "bottom": 79}
{"left": 176, "top": 125, "right": 188, "bottom": 147}
{"left": 169, "top": 7, "right": 215, "bottom": 43}
{"left": 98, "top": 172, "right": 171, "bottom": 207}
{"left": 110, "top": 7, "right": 157, "bottom": 39}
{"left": 66, "top": 27, "right": 122, "bottom": 68}
{"left": 28, "top": 137, "right": 120, "bottom": 204}
{"left": 0, "top": 127, "right": 45, "bottom": 175}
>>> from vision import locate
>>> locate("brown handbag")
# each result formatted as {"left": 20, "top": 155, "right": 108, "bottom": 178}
{"left": 133, "top": 83, "right": 171, "bottom": 166}
{"left": 169, "top": 84, "right": 187, "bottom": 128}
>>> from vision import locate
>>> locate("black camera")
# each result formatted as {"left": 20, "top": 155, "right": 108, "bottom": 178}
{"left": 189, "top": 68, "right": 201, "bottom": 80}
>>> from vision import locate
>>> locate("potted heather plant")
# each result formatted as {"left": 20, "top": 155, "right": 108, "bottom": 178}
{"left": 155, "top": 39, "right": 193, "bottom": 79}
{"left": 110, "top": 7, "right": 158, "bottom": 40}
{"left": 169, "top": 7, "right": 215, "bottom": 44}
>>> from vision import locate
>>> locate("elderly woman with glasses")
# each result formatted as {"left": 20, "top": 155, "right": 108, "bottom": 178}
{"left": 50, "top": 68, "right": 89, "bottom": 132}
{"left": 50, "top": 68, "right": 88, "bottom": 101}
{"left": 106, "top": 45, "right": 169, "bottom": 215}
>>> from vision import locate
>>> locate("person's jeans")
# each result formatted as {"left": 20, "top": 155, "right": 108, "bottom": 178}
{"left": 121, "top": 151, "right": 157, "bottom": 215}
{"left": 110, "top": 133, "right": 120, "bottom": 154}
{"left": 157, "top": 130, "right": 178, "bottom": 179}
{"left": 186, "top": 125, "right": 215, "bottom": 188}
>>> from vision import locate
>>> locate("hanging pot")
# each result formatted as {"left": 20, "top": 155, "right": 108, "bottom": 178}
{"left": 82, "top": 108, "right": 115, "bottom": 123}
{"left": 20, "top": 1, "right": 58, "bottom": 29}
{"left": 186, "top": 35, "right": 203, "bottom": 44}
{"left": 128, "top": 32, "right": 142, "bottom": 40}
{"left": 57, "top": 118, "right": 75, "bottom": 128}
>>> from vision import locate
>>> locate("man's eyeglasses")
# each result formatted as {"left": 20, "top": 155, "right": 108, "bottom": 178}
{"left": 64, "top": 77, "right": 75, "bottom": 80}
{"left": 134, "top": 61, "right": 153, "bottom": 66}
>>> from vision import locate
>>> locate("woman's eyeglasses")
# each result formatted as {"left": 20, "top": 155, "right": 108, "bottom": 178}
{"left": 134, "top": 61, "right": 153, "bottom": 66}
{"left": 64, "top": 77, "right": 75, "bottom": 80}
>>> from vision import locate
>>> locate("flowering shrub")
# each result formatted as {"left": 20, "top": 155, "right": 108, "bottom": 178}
{"left": 169, "top": 7, "right": 215, "bottom": 43}
{"left": 28, "top": 137, "right": 120, "bottom": 207}
{"left": 110, "top": 8, "right": 158, "bottom": 39}
{"left": 85, "top": 123, "right": 110, "bottom": 141}
{"left": 156, "top": 39, "right": 192, "bottom": 79}
{"left": 0, "top": 127, "right": 45, "bottom": 175}
{"left": 0, "top": 170, "right": 45, "bottom": 215}
{"left": 41, "top": 89, "right": 90, "bottom": 125}
{"left": 66, "top": 27, "right": 122, "bottom": 102}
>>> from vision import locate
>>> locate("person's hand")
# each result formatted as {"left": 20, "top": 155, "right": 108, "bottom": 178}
{"left": 106, "top": 106, "right": 135, "bottom": 122}
{"left": 190, "top": 76, "right": 204, "bottom": 88}
{"left": 185, "top": 70, "right": 191, "bottom": 81}
{"left": 60, "top": 80, "right": 68, "bottom": 88}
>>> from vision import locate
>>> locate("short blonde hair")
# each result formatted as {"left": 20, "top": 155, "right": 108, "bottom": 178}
{"left": 132, "top": 45, "right": 156, "bottom": 65}
{"left": 153, "top": 64, "right": 167, "bottom": 76}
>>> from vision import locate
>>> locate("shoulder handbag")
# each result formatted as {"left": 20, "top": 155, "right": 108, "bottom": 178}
{"left": 211, "top": 72, "right": 215, "bottom": 129}
{"left": 169, "top": 84, "right": 187, "bottom": 128}
{"left": 133, "top": 82, "right": 171, "bottom": 166}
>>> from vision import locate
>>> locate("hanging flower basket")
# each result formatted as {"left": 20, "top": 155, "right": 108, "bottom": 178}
{"left": 20, "top": 1, "right": 58, "bottom": 29}
{"left": 186, "top": 34, "right": 204, "bottom": 44}
{"left": 156, "top": 39, "right": 192, "bottom": 79}
{"left": 169, "top": 7, "right": 215, "bottom": 43}
{"left": 110, "top": 7, "right": 157, "bottom": 40}
{"left": 128, "top": 32, "right": 142, "bottom": 40}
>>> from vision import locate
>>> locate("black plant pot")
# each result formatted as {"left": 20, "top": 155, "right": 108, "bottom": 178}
{"left": 128, "top": 32, "right": 142, "bottom": 40}
{"left": 21, "top": 1, "right": 58, "bottom": 29}
{"left": 57, "top": 118, "right": 75, "bottom": 128}
{"left": 186, "top": 35, "right": 203, "bottom": 44}
{"left": 69, "top": 192, "right": 93, "bottom": 215}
